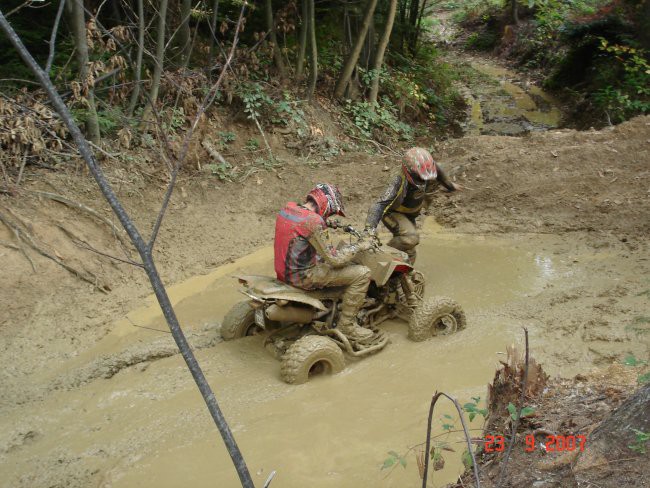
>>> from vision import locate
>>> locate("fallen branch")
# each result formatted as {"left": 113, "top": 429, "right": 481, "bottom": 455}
{"left": 0, "top": 238, "right": 20, "bottom": 250}
{"left": 29, "top": 190, "right": 129, "bottom": 247}
{"left": 0, "top": 209, "right": 35, "bottom": 271}
{"left": 0, "top": 208, "right": 106, "bottom": 291}
{"left": 56, "top": 223, "right": 143, "bottom": 268}
{"left": 202, "top": 138, "right": 231, "bottom": 167}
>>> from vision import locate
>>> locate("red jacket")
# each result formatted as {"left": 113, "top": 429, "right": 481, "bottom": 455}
{"left": 274, "top": 202, "right": 324, "bottom": 286}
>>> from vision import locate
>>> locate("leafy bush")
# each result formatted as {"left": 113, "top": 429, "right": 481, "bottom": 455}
{"left": 344, "top": 100, "right": 413, "bottom": 140}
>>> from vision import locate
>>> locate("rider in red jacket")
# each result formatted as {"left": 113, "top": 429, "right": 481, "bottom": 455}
{"left": 275, "top": 184, "right": 374, "bottom": 341}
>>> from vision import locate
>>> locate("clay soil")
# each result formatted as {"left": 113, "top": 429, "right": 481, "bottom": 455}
{"left": 0, "top": 115, "right": 649, "bottom": 487}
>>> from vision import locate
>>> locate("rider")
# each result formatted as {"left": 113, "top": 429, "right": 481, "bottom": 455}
{"left": 365, "top": 147, "right": 459, "bottom": 264}
{"left": 274, "top": 183, "right": 374, "bottom": 341}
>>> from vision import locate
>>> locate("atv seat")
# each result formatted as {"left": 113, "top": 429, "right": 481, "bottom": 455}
{"left": 235, "top": 275, "right": 345, "bottom": 311}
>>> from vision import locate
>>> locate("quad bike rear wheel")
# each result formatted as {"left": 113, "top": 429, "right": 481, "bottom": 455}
{"left": 280, "top": 335, "right": 345, "bottom": 384}
{"left": 220, "top": 300, "right": 263, "bottom": 340}
{"left": 408, "top": 296, "right": 466, "bottom": 342}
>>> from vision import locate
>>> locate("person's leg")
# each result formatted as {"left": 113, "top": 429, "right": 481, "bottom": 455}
{"left": 382, "top": 212, "right": 419, "bottom": 264}
{"left": 306, "top": 264, "right": 372, "bottom": 340}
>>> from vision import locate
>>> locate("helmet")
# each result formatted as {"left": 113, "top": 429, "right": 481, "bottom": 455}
{"left": 307, "top": 183, "right": 346, "bottom": 219}
{"left": 402, "top": 147, "right": 437, "bottom": 184}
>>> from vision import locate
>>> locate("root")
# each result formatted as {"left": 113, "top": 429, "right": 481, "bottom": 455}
{"left": 29, "top": 190, "right": 129, "bottom": 247}
{"left": 0, "top": 207, "right": 109, "bottom": 293}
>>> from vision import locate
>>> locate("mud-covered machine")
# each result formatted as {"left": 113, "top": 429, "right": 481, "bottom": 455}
{"left": 221, "top": 227, "right": 466, "bottom": 384}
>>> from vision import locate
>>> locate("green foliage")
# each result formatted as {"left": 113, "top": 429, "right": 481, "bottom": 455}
{"left": 218, "top": 131, "right": 237, "bottom": 145}
{"left": 507, "top": 402, "right": 536, "bottom": 420}
{"left": 344, "top": 100, "right": 413, "bottom": 140}
{"left": 638, "top": 372, "right": 650, "bottom": 384}
{"left": 240, "top": 82, "right": 273, "bottom": 120}
{"left": 381, "top": 450, "right": 407, "bottom": 470}
{"left": 208, "top": 161, "right": 234, "bottom": 181}
{"left": 245, "top": 138, "right": 260, "bottom": 151}
{"left": 463, "top": 396, "right": 489, "bottom": 422}
{"left": 623, "top": 354, "right": 648, "bottom": 367}
{"left": 592, "top": 38, "right": 650, "bottom": 122}
{"left": 628, "top": 429, "right": 650, "bottom": 454}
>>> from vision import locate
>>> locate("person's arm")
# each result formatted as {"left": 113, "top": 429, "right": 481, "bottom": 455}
{"left": 365, "top": 174, "right": 404, "bottom": 230}
{"left": 308, "top": 228, "right": 371, "bottom": 268}
{"left": 435, "top": 164, "right": 457, "bottom": 192}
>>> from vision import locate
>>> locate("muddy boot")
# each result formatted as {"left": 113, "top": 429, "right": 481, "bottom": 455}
{"left": 337, "top": 319, "right": 373, "bottom": 341}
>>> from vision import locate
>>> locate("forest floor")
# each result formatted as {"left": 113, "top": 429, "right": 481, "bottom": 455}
{"left": 0, "top": 53, "right": 649, "bottom": 487}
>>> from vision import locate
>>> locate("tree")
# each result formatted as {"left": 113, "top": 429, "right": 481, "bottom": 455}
{"left": 69, "top": 0, "right": 100, "bottom": 143}
{"left": 265, "top": 0, "right": 287, "bottom": 79}
{"left": 142, "top": 0, "right": 169, "bottom": 125}
{"left": 179, "top": 0, "right": 193, "bottom": 66}
{"left": 334, "top": 0, "right": 379, "bottom": 98}
{"left": 369, "top": 0, "right": 397, "bottom": 105}
{"left": 127, "top": 0, "right": 145, "bottom": 115}
{"left": 295, "top": 0, "right": 308, "bottom": 79}
{"left": 306, "top": 0, "right": 317, "bottom": 99}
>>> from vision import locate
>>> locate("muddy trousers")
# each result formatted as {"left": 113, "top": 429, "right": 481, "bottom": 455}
{"left": 306, "top": 264, "right": 371, "bottom": 328}
{"left": 382, "top": 212, "right": 420, "bottom": 264}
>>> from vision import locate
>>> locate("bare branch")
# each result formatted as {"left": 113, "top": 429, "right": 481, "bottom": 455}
{"left": 0, "top": 8, "right": 255, "bottom": 487}
{"left": 56, "top": 223, "right": 143, "bottom": 267}
{"left": 422, "top": 392, "right": 481, "bottom": 488}
{"left": 45, "top": 0, "right": 66, "bottom": 76}
{"left": 29, "top": 190, "right": 130, "bottom": 247}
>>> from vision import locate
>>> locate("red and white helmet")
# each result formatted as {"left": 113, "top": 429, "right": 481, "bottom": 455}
{"left": 307, "top": 183, "right": 346, "bottom": 219}
{"left": 402, "top": 147, "right": 437, "bottom": 184}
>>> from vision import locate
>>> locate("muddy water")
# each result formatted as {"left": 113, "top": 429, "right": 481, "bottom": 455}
{"left": 461, "top": 60, "right": 563, "bottom": 136}
{"left": 1, "top": 223, "right": 573, "bottom": 488}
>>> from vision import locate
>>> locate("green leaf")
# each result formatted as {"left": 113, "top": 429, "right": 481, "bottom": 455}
{"left": 399, "top": 457, "right": 407, "bottom": 468}
{"left": 469, "top": 412, "right": 476, "bottom": 422}
{"left": 442, "top": 423, "right": 454, "bottom": 431}
{"left": 464, "top": 403, "right": 477, "bottom": 411}
{"left": 387, "top": 450, "right": 399, "bottom": 458}
{"left": 520, "top": 406, "right": 536, "bottom": 417}
{"left": 472, "top": 396, "right": 481, "bottom": 403}
{"left": 381, "top": 457, "right": 396, "bottom": 470}
{"left": 461, "top": 450, "right": 473, "bottom": 469}
{"left": 623, "top": 354, "right": 647, "bottom": 366}
{"left": 443, "top": 414, "right": 453, "bottom": 420}
{"left": 638, "top": 372, "right": 650, "bottom": 384}
{"left": 507, "top": 402, "right": 516, "bottom": 417}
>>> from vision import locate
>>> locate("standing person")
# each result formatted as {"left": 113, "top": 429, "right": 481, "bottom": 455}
{"left": 365, "top": 147, "right": 460, "bottom": 264}
{"left": 275, "top": 183, "right": 374, "bottom": 341}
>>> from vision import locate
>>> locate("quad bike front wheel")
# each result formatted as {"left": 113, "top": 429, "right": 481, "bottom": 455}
{"left": 408, "top": 296, "right": 466, "bottom": 342}
{"left": 220, "top": 300, "right": 263, "bottom": 340}
{"left": 280, "top": 335, "right": 345, "bottom": 384}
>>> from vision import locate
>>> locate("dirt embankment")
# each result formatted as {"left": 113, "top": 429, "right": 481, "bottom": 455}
{"left": 0, "top": 115, "right": 648, "bottom": 487}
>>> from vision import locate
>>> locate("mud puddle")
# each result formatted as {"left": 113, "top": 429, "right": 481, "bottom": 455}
{"left": 2, "top": 222, "right": 640, "bottom": 488}
{"left": 459, "top": 59, "right": 563, "bottom": 136}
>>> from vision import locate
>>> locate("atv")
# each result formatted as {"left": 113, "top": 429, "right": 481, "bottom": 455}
{"left": 220, "top": 226, "right": 466, "bottom": 384}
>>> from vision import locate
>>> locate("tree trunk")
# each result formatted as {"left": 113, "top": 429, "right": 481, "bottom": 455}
{"left": 142, "top": 0, "right": 168, "bottom": 125}
{"left": 411, "top": 0, "right": 427, "bottom": 55}
{"left": 265, "top": 0, "right": 287, "bottom": 79}
{"left": 333, "top": 0, "right": 379, "bottom": 99}
{"left": 70, "top": 0, "right": 100, "bottom": 143}
{"left": 306, "top": 0, "right": 317, "bottom": 100}
{"left": 208, "top": 0, "right": 220, "bottom": 73}
{"left": 369, "top": 0, "right": 397, "bottom": 105}
{"left": 574, "top": 384, "right": 650, "bottom": 479}
{"left": 180, "top": 0, "right": 192, "bottom": 66}
{"left": 511, "top": 0, "right": 519, "bottom": 25}
{"left": 295, "top": 0, "right": 308, "bottom": 79}
{"left": 127, "top": 0, "right": 145, "bottom": 116}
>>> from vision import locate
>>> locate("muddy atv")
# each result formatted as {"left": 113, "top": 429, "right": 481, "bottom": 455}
{"left": 221, "top": 227, "right": 466, "bottom": 384}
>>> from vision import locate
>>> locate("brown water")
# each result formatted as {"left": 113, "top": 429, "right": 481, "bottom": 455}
{"left": 462, "top": 60, "right": 563, "bottom": 136}
{"left": 1, "top": 223, "right": 583, "bottom": 488}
